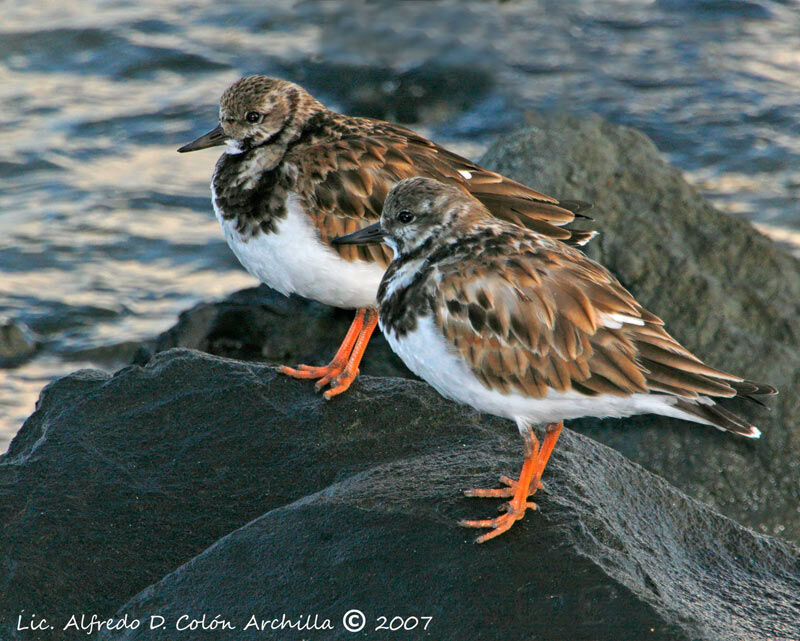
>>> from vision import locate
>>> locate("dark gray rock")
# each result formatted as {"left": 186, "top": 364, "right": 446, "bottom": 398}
{"left": 286, "top": 61, "right": 494, "bottom": 126}
{"left": 1, "top": 350, "right": 798, "bottom": 641}
{"left": 132, "top": 286, "right": 413, "bottom": 381}
{"left": 0, "top": 318, "right": 38, "bottom": 364}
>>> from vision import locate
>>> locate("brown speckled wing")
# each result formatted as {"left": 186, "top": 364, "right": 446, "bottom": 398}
{"left": 291, "top": 124, "right": 590, "bottom": 266}
{"left": 394, "top": 130, "right": 582, "bottom": 239}
{"left": 290, "top": 137, "right": 398, "bottom": 267}
{"left": 434, "top": 234, "right": 744, "bottom": 400}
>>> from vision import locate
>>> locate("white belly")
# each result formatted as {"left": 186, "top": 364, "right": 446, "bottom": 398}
{"left": 213, "top": 190, "right": 385, "bottom": 309}
{"left": 384, "top": 315, "right": 710, "bottom": 427}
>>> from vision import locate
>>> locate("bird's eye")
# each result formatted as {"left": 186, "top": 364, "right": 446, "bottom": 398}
{"left": 245, "top": 111, "right": 261, "bottom": 123}
{"left": 397, "top": 210, "right": 414, "bottom": 224}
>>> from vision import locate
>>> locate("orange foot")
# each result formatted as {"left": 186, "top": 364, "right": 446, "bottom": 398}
{"left": 460, "top": 422, "right": 562, "bottom": 543}
{"left": 280, "top": 307, "right": 378, "bottom": 400}
{"left": 459, "top": 498, "right": 539, "bottom": 543}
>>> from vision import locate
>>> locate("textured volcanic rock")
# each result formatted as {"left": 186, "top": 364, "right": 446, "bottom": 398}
{"left": 1, "top": 350, "right": 798, "bottom": 641}
{"left": 132, "top": 285, "right": 413, "bottom": 381}
{"left": 0, "top": 318, "right": 38, "bottom": 364}
{"left": 480, "top": 114, "right": 800, "bottom": 541}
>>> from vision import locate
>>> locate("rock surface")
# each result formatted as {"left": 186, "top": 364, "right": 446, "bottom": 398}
{"left": 139, "top": 114, "right": 800, "bottom": 541}
{"left": 0, "top": 350, "right": 798, "bottom": 641}
{"left": 132, "top": 286, "right": 413, "bottom": 381}
{"left": 0, "top": 318, "right": 38, "bottom": 364}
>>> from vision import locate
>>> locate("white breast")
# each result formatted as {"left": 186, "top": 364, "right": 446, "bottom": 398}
{"left": 212, "top": 188, "right": 385, "bottom": 309}
{"left": 384, "top": 315, "right": 714, "bottom": 428}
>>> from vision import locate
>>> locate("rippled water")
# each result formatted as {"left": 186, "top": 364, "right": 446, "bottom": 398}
{"left": 2, "top": 0, "right": 800, "bottom": 450}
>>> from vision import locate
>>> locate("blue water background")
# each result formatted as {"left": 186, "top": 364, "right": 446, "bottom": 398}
{"left": 2, "top": 0, "right": 800, "bottom": 449}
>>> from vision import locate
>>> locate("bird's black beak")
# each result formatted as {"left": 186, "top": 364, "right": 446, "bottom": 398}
{"left": 177, "top": 124, "right": 227, "bottom": 153}
{"left": 332, "top": 222, "right": 384, "bottom": 245}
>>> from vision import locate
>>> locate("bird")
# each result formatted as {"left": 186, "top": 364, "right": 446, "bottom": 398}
{"left": 177, "top": 75, "right": 595, "bottom": 399}
{"left": 332, "top": 176, "right": 777, "bottom": 543}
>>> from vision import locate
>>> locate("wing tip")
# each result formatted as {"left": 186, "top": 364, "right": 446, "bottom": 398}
{"left": 569, "top": 230, "right": 600, "bottom": 247}
{"left": 744, "top": 425, "right": 762, "bottom": 439}
{"left": 558, "top": 199, "right": 594, "bottom": 218}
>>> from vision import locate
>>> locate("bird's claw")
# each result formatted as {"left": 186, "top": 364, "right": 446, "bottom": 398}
{"left": 458, "top": 500, "right": 537, "bottom": 543}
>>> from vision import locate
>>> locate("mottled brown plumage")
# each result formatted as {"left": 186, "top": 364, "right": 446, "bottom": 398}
{"left": 189, "top": 75, "right": 593, "bottom": 262}
{"left": 294, "top": 130, "right": 593, "bottom": 267}
{"left": 370, "top": 179, "right": 775, "bottom": 434}
{"left": 178, "top": 75, "right": 595, "bottom": 398}
{"left": 434, "top": 237, "right": 762, "bottom": 402}
{"left": 334, "top": 177, "right": 777, "bottom": 541}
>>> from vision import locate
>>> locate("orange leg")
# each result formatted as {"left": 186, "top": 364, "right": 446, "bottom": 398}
{"left": 321, "top": 308, "right": 378, "bottom": 399}
{"left": 460, "top": 421, "right": 563, "bottom": 543}
{"left": 462, "top": 475, "right": 544, "bottom": 499}
{"left": 532, "top": 422, "right": 562, "bottom": 487}
{"left": 281, "top": 308, "right": 365, "bottom": 382}
{"left": 279, "top": 307, "right": 379, "bottom": 399}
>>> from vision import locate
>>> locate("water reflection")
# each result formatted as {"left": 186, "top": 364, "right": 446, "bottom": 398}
{"left": 2, "top": 0, "right": 800, "bottom": 450}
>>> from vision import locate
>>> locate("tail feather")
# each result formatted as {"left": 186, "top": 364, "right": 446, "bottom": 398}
{"left": 674, "top": 398, "right": 762, "bottom": 439}
{"left": 632, "top": 320, "right": 776, "bottom": 437}
{"left": 567, "top": 229, "right": 599, "bottom": 247}
{"left": 731, "top": 379, "right": 778, "bottom": 396}
{"left": 558, "top": 199, "right": 594, "bottom": 218}
{"left": 558, "top": 200, "right": 596, "bottom": 248}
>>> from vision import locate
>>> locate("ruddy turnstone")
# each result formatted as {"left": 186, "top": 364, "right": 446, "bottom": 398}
{"left": 333, "top": 177, "right": 777, "bottom": 543}
{"left": 178, "top": 75, "right": 594, "bottom": 398}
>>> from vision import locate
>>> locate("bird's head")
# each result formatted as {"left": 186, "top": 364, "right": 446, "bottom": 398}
{"left": 178, "top": 75, "right": 320, "bottom": 155}
{"left": 334, "top": 177, "right": 487, "bottom": 257}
